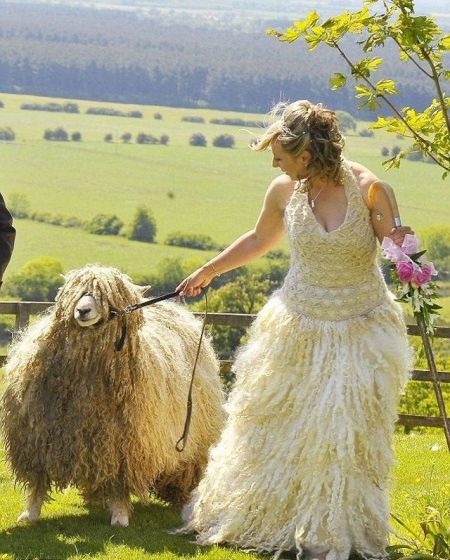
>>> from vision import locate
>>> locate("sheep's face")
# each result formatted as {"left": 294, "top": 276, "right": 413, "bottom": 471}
{"left": 74, "top": 293, "right": 102, "bottom": 327}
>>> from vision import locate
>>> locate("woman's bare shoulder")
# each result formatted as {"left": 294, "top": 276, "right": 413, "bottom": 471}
{"left": 267, "top": 174, "right": 298, "bottom": 210}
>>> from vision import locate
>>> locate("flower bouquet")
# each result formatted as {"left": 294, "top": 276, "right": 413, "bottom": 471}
{"left": 382, "top": 234, "right": 441, "bottom": 335}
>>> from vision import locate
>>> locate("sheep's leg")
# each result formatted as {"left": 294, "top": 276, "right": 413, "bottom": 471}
{"left": 17, "top": 485, "right": 47, "bottom": 523}
{"left": 108, "top": 495, "right": 131, "bottom": 527}
{"left": 154, "top": 460, "right": 203, "bottom": 509}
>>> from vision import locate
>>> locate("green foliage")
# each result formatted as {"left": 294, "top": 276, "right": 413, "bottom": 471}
{"left": 189, "top": 132, "right": 207, "bottom": 146}
{"left": 8, "top": 191, "right": 30, "bottom": 219}
{"left": 336, "top": 110, "right": 356, "bottom": 133}
{"left": 86, "top": 107, "right": 142, "bottom": 118}
{"left": 136, "top": 132, "right": 159, "bottom": 145}
{"left": 85, "top": 213, "right": 123, "bottom": 236}
{"left": 159, "top": 134, "right": 169, "bottom": 145}
{"left": 213, "top": 134, "right": 235, "bottom": 148}
{"left": 268, "top": 0, "right": 450, "bottom": 176}
{"left": 4, "top": 256, "right": 64, "bottom": 301}
{"left": 126, "top": 206, "right": 157, "bottom": 243}
{"left": 71, "top": 131, "right": 82, "bottom": 142}
{"left": 104, "top": 133, "right": 113, "bottom": 142}
{"left": 121, "top": 132, "right": 132, "bottom": 143}
{"left": 165, "top": 232, "right": 218, "bottom": 251}
{"left": 21, "top": 102, "right": 80, "bottom": 113}
{"left": 389, "top": 506, "right": 450, "bottom": 560}
{"left": 181, "top": 116, "right": 205, "bottom": 123}
{"left": 0, "top": 127, "right": 15, "bottom": 141}
{"left": 43, "top": 127, "right": 69, "bottom": 141}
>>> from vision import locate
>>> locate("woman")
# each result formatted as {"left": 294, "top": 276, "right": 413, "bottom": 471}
{"left": 176, "top": 100, "right": 412, "bottom": 560}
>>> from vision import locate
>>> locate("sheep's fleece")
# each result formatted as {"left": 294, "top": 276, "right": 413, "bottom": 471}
{"left": 1, "top": 264, "right": 225, "bottom": 525}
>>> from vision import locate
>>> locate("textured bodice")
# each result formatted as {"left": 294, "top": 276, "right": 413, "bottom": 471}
{"left": 281, "top": 160, "right": 389, "bottom": 321}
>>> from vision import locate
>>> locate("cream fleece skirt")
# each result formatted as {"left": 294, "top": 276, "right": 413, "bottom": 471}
{"left": 180, "top": 292, "right": 412, "bottom": 560}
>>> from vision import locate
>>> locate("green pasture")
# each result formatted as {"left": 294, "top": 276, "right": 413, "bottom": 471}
{"left": 0, "top": 92, "right": 448, "bottom": 282}
{"left": 0, "top": 431, "right": 447, "bottom": 560}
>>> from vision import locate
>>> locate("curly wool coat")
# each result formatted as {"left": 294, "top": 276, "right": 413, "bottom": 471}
{"left": 1, "top": 265, "right": 225, "bottom": 507}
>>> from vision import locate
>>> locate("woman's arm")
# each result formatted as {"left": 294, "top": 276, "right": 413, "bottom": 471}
{"left": 176, "top": 177, "right": 289, "bottom": 297}
{"left": 350, "top": 162, "right": 413, "bottom": 245}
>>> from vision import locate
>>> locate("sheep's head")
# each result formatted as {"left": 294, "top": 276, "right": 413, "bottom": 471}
{"left": 55, "top": 265, "right": 150, "bottom": 332}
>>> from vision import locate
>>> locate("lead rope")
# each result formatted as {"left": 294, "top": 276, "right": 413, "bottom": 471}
{"left": 175, "top": 287, "right": 209, "bottom": 452}
{"left": 110, "top": 287, "right": 209, "bottom": 452}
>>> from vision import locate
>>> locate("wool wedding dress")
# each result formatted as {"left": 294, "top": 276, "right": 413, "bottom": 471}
{"left": 180, "top": 160, "right": 412, "bottom": 560}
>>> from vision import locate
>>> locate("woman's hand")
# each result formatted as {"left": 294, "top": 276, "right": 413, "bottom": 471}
{"left": 176, "top": 265, "right": 215, "bottom": 298}
{"left": 388, "top": 225, "right": 415, "bottom": 246}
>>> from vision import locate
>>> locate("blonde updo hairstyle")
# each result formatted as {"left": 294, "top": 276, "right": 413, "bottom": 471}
{"left": 253, "top": 100, "right": 345, "bottom": 183}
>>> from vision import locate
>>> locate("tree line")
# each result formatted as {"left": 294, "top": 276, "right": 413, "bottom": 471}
{"left": 0, "top": 3, "right": 437, "bottom": 115}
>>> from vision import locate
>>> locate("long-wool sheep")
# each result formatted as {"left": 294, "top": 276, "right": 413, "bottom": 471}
{"left": 1, "top": 264, "right": 225, "bottom": 526}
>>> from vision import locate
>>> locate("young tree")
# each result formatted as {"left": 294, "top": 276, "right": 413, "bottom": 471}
{"left": 127, "top": 206, "right": 157, "bottom": 243}
{"left": 189, "top": 132, "right": 207, "bottom": 147}
{"left": 5, "top": 256, "right": 64, "bottom": 301}
{"left": 268, "top": 0, "right": 450, "bottom": 177}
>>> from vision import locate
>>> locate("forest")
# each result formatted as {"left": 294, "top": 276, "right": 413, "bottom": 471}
{"left": 0, "top": 2, "right": 440, "bottom": 114}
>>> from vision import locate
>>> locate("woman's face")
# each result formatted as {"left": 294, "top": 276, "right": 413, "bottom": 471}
{"left": 271, "top": 140, "right": 309, "bottom": 181}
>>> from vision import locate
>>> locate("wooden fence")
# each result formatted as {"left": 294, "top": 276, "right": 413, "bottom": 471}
{"left": 1, "top": 301, "right": 449, "bottom": 432}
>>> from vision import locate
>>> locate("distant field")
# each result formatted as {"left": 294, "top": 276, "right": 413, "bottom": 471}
{"left": 0, "top": 92, "right": 448, "bottom": 281}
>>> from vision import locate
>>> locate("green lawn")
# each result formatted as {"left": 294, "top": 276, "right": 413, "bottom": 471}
{"left": 0, "top": 432, "right": 447, "bottom": 560}
{"left": 0, "top": 92, "right": 448, "bottom": 282}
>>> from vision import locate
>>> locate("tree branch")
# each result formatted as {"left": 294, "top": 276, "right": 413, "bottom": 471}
{"left": 332, "top": 41, "right": 450, "bottom": 171}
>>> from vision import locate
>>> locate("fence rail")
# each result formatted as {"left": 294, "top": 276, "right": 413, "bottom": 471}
{"left": 0, "top": 302, "right": 449, "bottom": 431}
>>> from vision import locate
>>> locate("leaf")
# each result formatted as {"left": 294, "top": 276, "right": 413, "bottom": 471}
{"left": 330, "top": 73, "right": 347, "bottom": 90}
{"left": 438, "top": 35, "right": 450, "bottom": 51}
{"left": 376, "top": 79, "right": 398, "bottom": 95}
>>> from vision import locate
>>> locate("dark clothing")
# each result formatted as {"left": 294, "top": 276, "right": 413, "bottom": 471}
{"left": 0, "top": 193, "right": 15, "bottom": 285}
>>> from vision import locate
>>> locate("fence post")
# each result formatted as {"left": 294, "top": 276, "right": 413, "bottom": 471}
{"left": 15, "top": 302, "right": 31, "bottom": 330}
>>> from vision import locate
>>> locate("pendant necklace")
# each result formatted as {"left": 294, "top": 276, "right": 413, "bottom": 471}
{"left": 309, "top": 186, "right": 325, "bottom": 209}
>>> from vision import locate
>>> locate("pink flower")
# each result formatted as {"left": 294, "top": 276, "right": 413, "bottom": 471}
{"left": 396, "top": 260, "right": 416, "bottom": 283}
{"left": 382, "top": 237, "right": 409, "bottom": 263}
{"left": 412, "top": 262, "right": 437, "bottom": 287}
{"left": 401, "top": 234, "right": 420, "bottom": 256}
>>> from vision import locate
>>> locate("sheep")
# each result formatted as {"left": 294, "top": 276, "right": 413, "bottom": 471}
{"left": 1, "top": 264, "right": 225, "bottom": 527}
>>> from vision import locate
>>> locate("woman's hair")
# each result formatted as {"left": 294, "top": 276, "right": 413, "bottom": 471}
{"left": 252, "top": 100, "right": 345, "bottom": 182}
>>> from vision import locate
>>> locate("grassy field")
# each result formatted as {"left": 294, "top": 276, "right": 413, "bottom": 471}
{"left": 0, "top": 92, "right": 448, "bottom": 283}
{"left": 0, "top": 431, "right": 447, "bottom": 560}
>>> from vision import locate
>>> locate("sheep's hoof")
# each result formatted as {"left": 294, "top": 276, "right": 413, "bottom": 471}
{"left": 111, "top": 512, "right": 129, "bottom": 527}
{"left": 17, "top": 509, "right": 40, "bottom": 523}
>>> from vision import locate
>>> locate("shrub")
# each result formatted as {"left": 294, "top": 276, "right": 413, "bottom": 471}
{"left": 0, "top": 100, "right": 4, "bottom": 108}
{"left": 154, "top": 112, "right": 163, "bottom": 120}
{"left": 358, "top": 129, "right": 374, "bottom": 137}
{"left": 61, "top": 215, "right": 85, "bottom": 228}
{"left": 181, "top": 116, "right": 205, "bottom": 123}
{"left": 8, "top": 192, "right": 30, "bottom": 219}
{"left": 189, "top": 133, "right": 207, "bottom": 147}
{"left": 136, "top": 133, "right": 159, "bottom": 145}
{"left": 0, "top": 127, "right": 15, "bottom": 141}
{"left": 104, "top": 133, "right": 113, "bottom": 143}
{"left": 210, "top": 117, "right": 264, "bottom": 127}
{"left": 336, "top": 111, "right": 357, "bottom": 133}
{"left": 165, "top": 232, "right": 218, "bottom": 251}
{"left": 121, "top": 132, "right": 132, "bottom": 143}
{"left": 213, "top": 134, "right": 235, "bottom": 148}
{"left": 4, "top": 256, "right": 64, "bottom": 302}
{"left": 167, "top": 191, "right": 175, "bottom": 199}
{"left": 160, "top": 134, "right": 169, "bottom": 145}
{"left": 43, "top": 127, "right": 69, "bottom": 141}
{"left": 392, "top": 145, "right": 402, "bottom": 156}
{"left": 86, "top": 107, "right": 142, "bottom": 118}
{"left": 31, "top": 210, "right": 53, "bottom": 223}
{"left": 381, "top": 146, "right": 389, "bottom": 157}
{"left": 126, "top": 206, "right": 157, "bottom": 242}
{"left": 71, "top": 131, "right": 82, "bottom": 142}
{"left": 85, "top": 213, "right": 123, "bottom": 235}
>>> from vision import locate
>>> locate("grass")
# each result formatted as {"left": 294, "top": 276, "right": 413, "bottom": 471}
{"left": 0, "top": 91, "right": 448, "bottom": 281}
{"left": 0, "top": 432, "right": 447, "bottom": 560}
